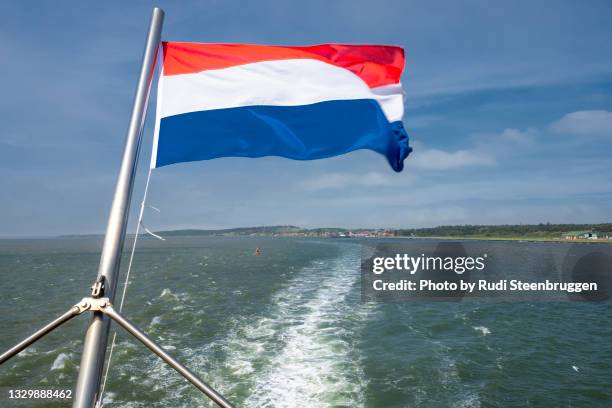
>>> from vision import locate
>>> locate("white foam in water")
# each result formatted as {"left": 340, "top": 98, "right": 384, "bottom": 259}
{"left": 159, "top": 288, "right": 174, "bottom": 298}
{"left": 159, "top": 288, "right": 192, "bottom": 303}
{"left": 473, "top": 326, "right": 491, "bottom": 336}
{"left": 232, "top": 246, "right": 369, "bottom": 408}
{"left": 454, "top": 393, "right": 482, "bottom": 408}
{"left": 18, "top": 346, "right": 36, "bottom": 357}
{"left": 51, "top": 353, "right": 69, "bottom": 370}
{"left": 119, "top": 244, "right": 370, "bottom": 407}
{"left": 102, "top": 391, "right": 116, "bottom": 404}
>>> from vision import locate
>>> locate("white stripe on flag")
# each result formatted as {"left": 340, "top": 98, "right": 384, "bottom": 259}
{"left": 158, "top": 58, "right": 404, "bottom": 122}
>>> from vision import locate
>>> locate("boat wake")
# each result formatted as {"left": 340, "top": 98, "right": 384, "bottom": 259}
{"left": 104, "top": 243, "right": 370, "bottom": 407}
{"left": 222, "top": 244, "right": 370, "bottom": 407}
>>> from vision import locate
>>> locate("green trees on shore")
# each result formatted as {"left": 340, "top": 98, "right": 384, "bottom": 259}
{"left": 395, "top": 223, "right": 612, "bottom": 238}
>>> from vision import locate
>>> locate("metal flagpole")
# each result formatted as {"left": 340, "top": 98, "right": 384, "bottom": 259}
{"left": 72, "top": 8, "right": 164, "bottom": 408}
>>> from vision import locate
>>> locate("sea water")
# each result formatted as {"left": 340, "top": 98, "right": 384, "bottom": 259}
{"left": 0, "top": 237, "right": 610, "bottom": 407}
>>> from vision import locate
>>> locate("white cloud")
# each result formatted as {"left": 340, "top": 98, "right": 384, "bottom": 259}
{"left": 299, "top": 172, "right": 392, "bottom": 191}
{"left": 362, "top": 172, "right": 394, "bottom": 186}
{"left": 404, "top": 115, "right": 440, "bottom": 129}
{"left": 550, "top": 110, "right": 612, "bottom": 137}
{"left": 499, "top": 127, "right": 536, "bottom": 145}
{"left": 408, "top": 148, "right": 496, "bottom": 170}
{"left": 469, "top": 127, "right": 537, "bottom": 149}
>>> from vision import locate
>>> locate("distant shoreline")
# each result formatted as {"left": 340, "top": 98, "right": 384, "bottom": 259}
{"left": 152, "top": 224, "right": 612, "bottom": 243}
{"left": 2, "top": 235, "right": 611, "bottom": 244}
{"left": 2, "top": 223, "right": 611, "bottom": 243}
{"left": 389, "top": 235, "right": 612, "bottom": 244}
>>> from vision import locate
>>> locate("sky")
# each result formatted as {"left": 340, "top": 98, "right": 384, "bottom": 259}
{"left": 1, "top": 0, "right": 612, "bottom": 237}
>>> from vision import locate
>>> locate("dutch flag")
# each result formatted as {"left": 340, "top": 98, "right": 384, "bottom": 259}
{"left": 152, "top": 42, "right": 412, "bottom": 171}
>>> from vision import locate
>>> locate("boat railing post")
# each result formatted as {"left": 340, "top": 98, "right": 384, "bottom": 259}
{"left": 72, "top": 8, "right": 164, "bottom": 408}
{"left": 1, "top": 295, "right": 236, "bottom": 407}
{"left": 101, "top": 305, "right": 235, "bottom": 408}
{"left": 0, "top": 306, "right": 81, "bottom": 365}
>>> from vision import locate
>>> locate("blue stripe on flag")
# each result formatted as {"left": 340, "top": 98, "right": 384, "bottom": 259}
{"left": 155, "top": 99, "right": 411, "bottom": 171}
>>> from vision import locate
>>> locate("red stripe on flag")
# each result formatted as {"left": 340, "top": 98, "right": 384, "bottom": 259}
{"left": 161, "top": 42, "right": 405, "bottom": 89}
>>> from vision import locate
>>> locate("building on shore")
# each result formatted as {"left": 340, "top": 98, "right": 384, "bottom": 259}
{"left": 562, "top": 230, "right": 599, "bottom": 240}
